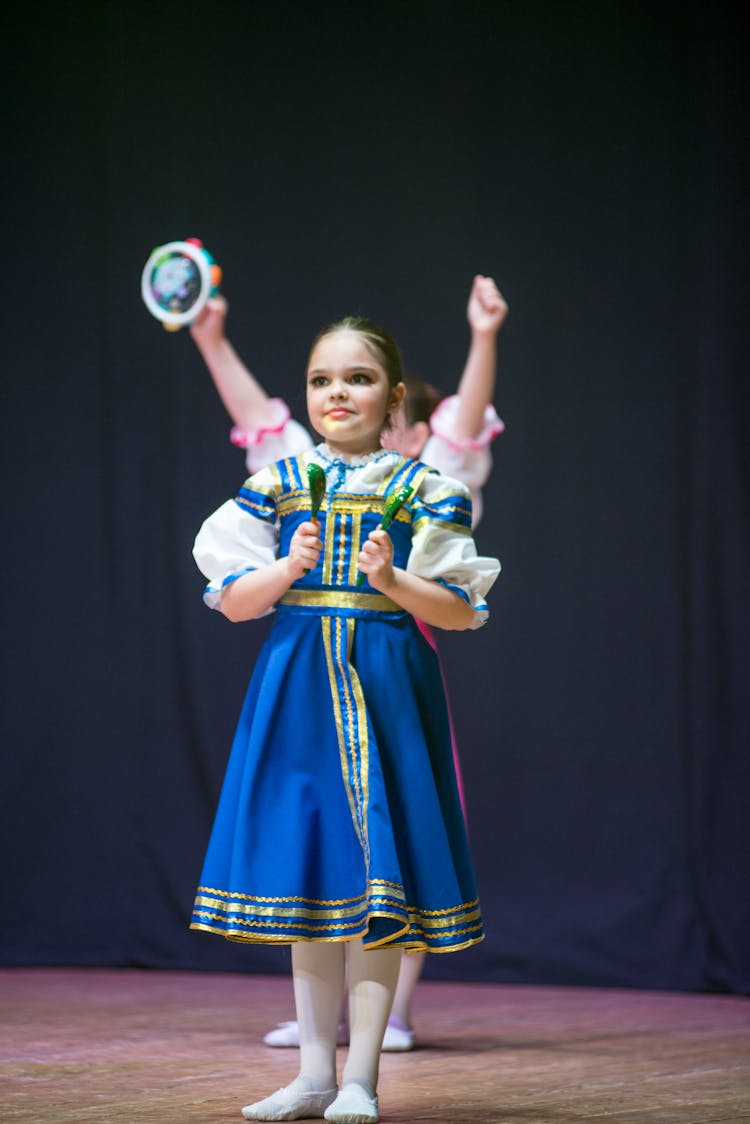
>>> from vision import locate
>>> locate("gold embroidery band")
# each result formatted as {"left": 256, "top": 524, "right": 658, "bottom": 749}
{"left": 321, "top": 616, "right": 370, "bottom": 865}
{"left": 280, "top": 590, "right": 402, "bottom": 613}
{"left": 194, "top": 894, "right": 369, "bottom": 921}
{"left": 190, "top": 878, "right": 482, "bottom": 950}
{"left": 189, "top": 903, "right": 483, "bottom": 951}
{"left": 276, "top": 493, "right": 412, "bottom": 520}
{"left": 195, "top": 881, "right": 407, "bottom": 908}
{"left": 322, "top": 510, "right": 336, "bottom": 584}
{"left": 341, "top": 617, "right": 370, "bottom": 865}
{"left": 349, "top": 510, "right": 362, "bottom": 585}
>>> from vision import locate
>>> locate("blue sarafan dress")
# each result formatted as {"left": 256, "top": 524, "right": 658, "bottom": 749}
{"left": 191, "top": 445, "right": 500, "bottom": 953}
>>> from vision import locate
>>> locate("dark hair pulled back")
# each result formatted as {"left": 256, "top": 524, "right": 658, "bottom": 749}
{"left": 309, "top": 316, "right": 404, "bottom": 390}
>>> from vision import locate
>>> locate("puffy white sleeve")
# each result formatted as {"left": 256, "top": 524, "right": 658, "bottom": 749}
{"left": 421, "top": 395, "right": 504, "bottom": 528}
{"left": 228, "top": 398, "right": 313, "bottom": 474}
{"left": 406, "top": 470, "right": 501, "bottom": 629}
{"left": 193, "top": 468, "right": 279, "bottom": 614}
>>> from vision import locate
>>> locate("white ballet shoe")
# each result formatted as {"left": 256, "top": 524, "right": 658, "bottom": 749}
{"left": 263, "top": 1020, "right": 349, "bottom": 1048}
{"left": 323, "top": 1083, "right": 378, "bottom": 1124}
{"left": 381, "top": 1014, "right": 415, "bottom": 1052}
{"left": 242, "top": 1078, "right": 338, "bottom": 1120}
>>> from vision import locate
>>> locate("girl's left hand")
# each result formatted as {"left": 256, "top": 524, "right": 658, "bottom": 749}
{"left": 189, "top": 294, "right": 229, "bottom": 348}
{"left": 467, "top": 274, "right": 508, "bottom": 335}
{"left": 358, "top": 529, "right": 394, "bottom": 591}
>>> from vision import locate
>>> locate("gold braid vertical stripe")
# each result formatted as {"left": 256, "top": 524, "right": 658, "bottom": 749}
{"left": 344, "top": 616, "right": 370, "bottom": 867}
{"left": 349, "top": 510, "right": 362, "bottom": 585}
{"left": 321, "top": 616, "right": 371, "bottom": 867}
{"left": 336, "top": 513, "right": 348, "bottom": 585}
{"left": 322, "top": 511, "right": 337, "bottom": 585}
{"left": 335, "top": 616, "right": 366, "bottom": 862}
{"left": 267, "top": 462, "right": 282, "bottom": 491}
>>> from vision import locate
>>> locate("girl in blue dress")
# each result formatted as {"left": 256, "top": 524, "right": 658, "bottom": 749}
{"left": 192, "top": 316, "right": 500, "bottom": 1123}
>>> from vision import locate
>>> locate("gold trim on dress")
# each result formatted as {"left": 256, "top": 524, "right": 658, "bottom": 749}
{"left": 322, "top": 509, "right": 336, "bottom": 584}
{"left": 236, "top": 495, "right": 275, "bottom": 517}
{"left": 191, "top": 911, "right": 367, "bottom": 935}
{"left": 349, "top": 510, "right": 362, "bottom": 585}
{"left": 344, "top": 616, "right": 370, "bottom": 865}
{"left": 196, "top": 884, "right": 368, "bottom": 906}
{"left": 322, "top": 617, "right": 366, "bottom": 858}
{"left": 407, "top": 906, "right": 483, "bottom": 929}
{"left": 411, "top": 516, "right": 472, "bottom": 537}
{"left": 189, "top": 917, "right": 484, "bottom": 952}
{"left": 319, "top": 615, "right": 373, "bottom": 874}
{"left": 193, "top": 894, "right": 369, "bottom": 922}
{"left": 276, "top": 493, "right": 411, "bottom": 520}
{"left": 195, "top": 883, "right": 478, "bottom": 931}
{"left": 280, "top": 590, "right": 402, "bottom": 613}
{"left": 336, "top": 514, "right": 348, "bottom": 585}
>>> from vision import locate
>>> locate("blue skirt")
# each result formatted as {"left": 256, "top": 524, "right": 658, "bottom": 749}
{"left": 191, "top": 600, "right": 483, "bottom": 953}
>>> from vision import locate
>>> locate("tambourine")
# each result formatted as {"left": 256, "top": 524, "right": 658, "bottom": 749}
{"left": 141, "top": 237, "right": 222, "bottom": 331}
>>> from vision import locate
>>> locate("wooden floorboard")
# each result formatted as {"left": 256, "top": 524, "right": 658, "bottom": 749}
{"left": 1, "top": 968, "right": 748, "bottom": 1122}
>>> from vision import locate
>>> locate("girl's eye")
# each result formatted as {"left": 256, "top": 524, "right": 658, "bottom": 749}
{"left": 350, "top": 372, "right": 373, "bottom": 385}
{"left": 309, "top": 375, "right": 328, "bottom": 387}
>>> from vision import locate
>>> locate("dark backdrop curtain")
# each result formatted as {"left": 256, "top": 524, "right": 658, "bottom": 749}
{"left": 1, "top": 2, "right": 747, "bottom": 992}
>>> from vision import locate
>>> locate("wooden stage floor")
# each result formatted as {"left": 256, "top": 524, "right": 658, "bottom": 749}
{"left": 1, "top": 968, "right": 748, "bottom": 1122}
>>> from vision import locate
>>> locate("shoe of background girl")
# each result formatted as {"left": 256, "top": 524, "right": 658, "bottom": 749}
{"left": 262, "top": 1020, "right": 349, "bottom": 1048}
{"left": 381, "top": 1014, "right": 415, "bottom": 1052}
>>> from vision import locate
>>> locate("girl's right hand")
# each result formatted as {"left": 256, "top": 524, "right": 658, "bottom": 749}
{"left": 189, "top": 294, "right": 229, "bottom": 349}
{"left": 287, "top": 521, "right": 323, "bottom": 579}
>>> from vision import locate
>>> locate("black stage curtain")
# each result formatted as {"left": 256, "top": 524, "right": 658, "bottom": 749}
{"left": 2, "top": 3, "right": 747, "bottom": 992}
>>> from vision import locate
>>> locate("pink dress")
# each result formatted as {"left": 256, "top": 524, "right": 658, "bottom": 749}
{"left": 230, "top": 395, "right": 504, "bottom": 817}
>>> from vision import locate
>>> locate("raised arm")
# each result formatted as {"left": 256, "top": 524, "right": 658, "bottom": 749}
{"left": 450, "top": 274, "right": 509, "bottom": 442}
{"left": 189, "top": 295, "right": 280, "bottom": 433}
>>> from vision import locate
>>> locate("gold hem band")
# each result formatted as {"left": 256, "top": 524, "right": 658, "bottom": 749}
{"left": 189, "top": 920, "right": 484, "bottom": 953}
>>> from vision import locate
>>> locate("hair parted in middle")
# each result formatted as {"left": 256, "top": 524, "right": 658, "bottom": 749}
{"left": 308, "top": 316, "right": 405, "bottom": 390}
{"left": 308, "top": 317, "right": 444, "bottom": 434}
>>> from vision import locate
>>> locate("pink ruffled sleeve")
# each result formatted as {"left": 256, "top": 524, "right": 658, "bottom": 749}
{"left": 229, "top": 398, "right": 313, "bottom": 474}
{"left": 420, "top": 395, "right": 504, "bottom": 529}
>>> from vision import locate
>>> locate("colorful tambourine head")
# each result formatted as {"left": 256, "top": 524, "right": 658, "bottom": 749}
{"left": 141, "top": 238, "right": 221, "bottom": 330}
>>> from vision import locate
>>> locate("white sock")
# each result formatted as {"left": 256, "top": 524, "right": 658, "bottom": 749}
{"left": 390, "top": 948, "right": 424, "bottom": 1027}
{"left": 292, "top": 940, "right": 346, "bottom": 1089}
{"left": 342, "top": 941, "right": 400, "bottom": 1092}
{"left": 285, "top": 1075, "right": 335, "bottom": 1094}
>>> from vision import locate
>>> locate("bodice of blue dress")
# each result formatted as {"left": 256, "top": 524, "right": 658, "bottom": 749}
{"left": 193, "top": 446, "right": 500, "bottom": 627}
{"left": 276, "top": 449, "right": 432, "bottom": 618}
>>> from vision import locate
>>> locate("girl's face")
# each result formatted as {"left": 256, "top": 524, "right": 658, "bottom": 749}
{"left": 306, "top": 330, "right": 404, "bottom": 455}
